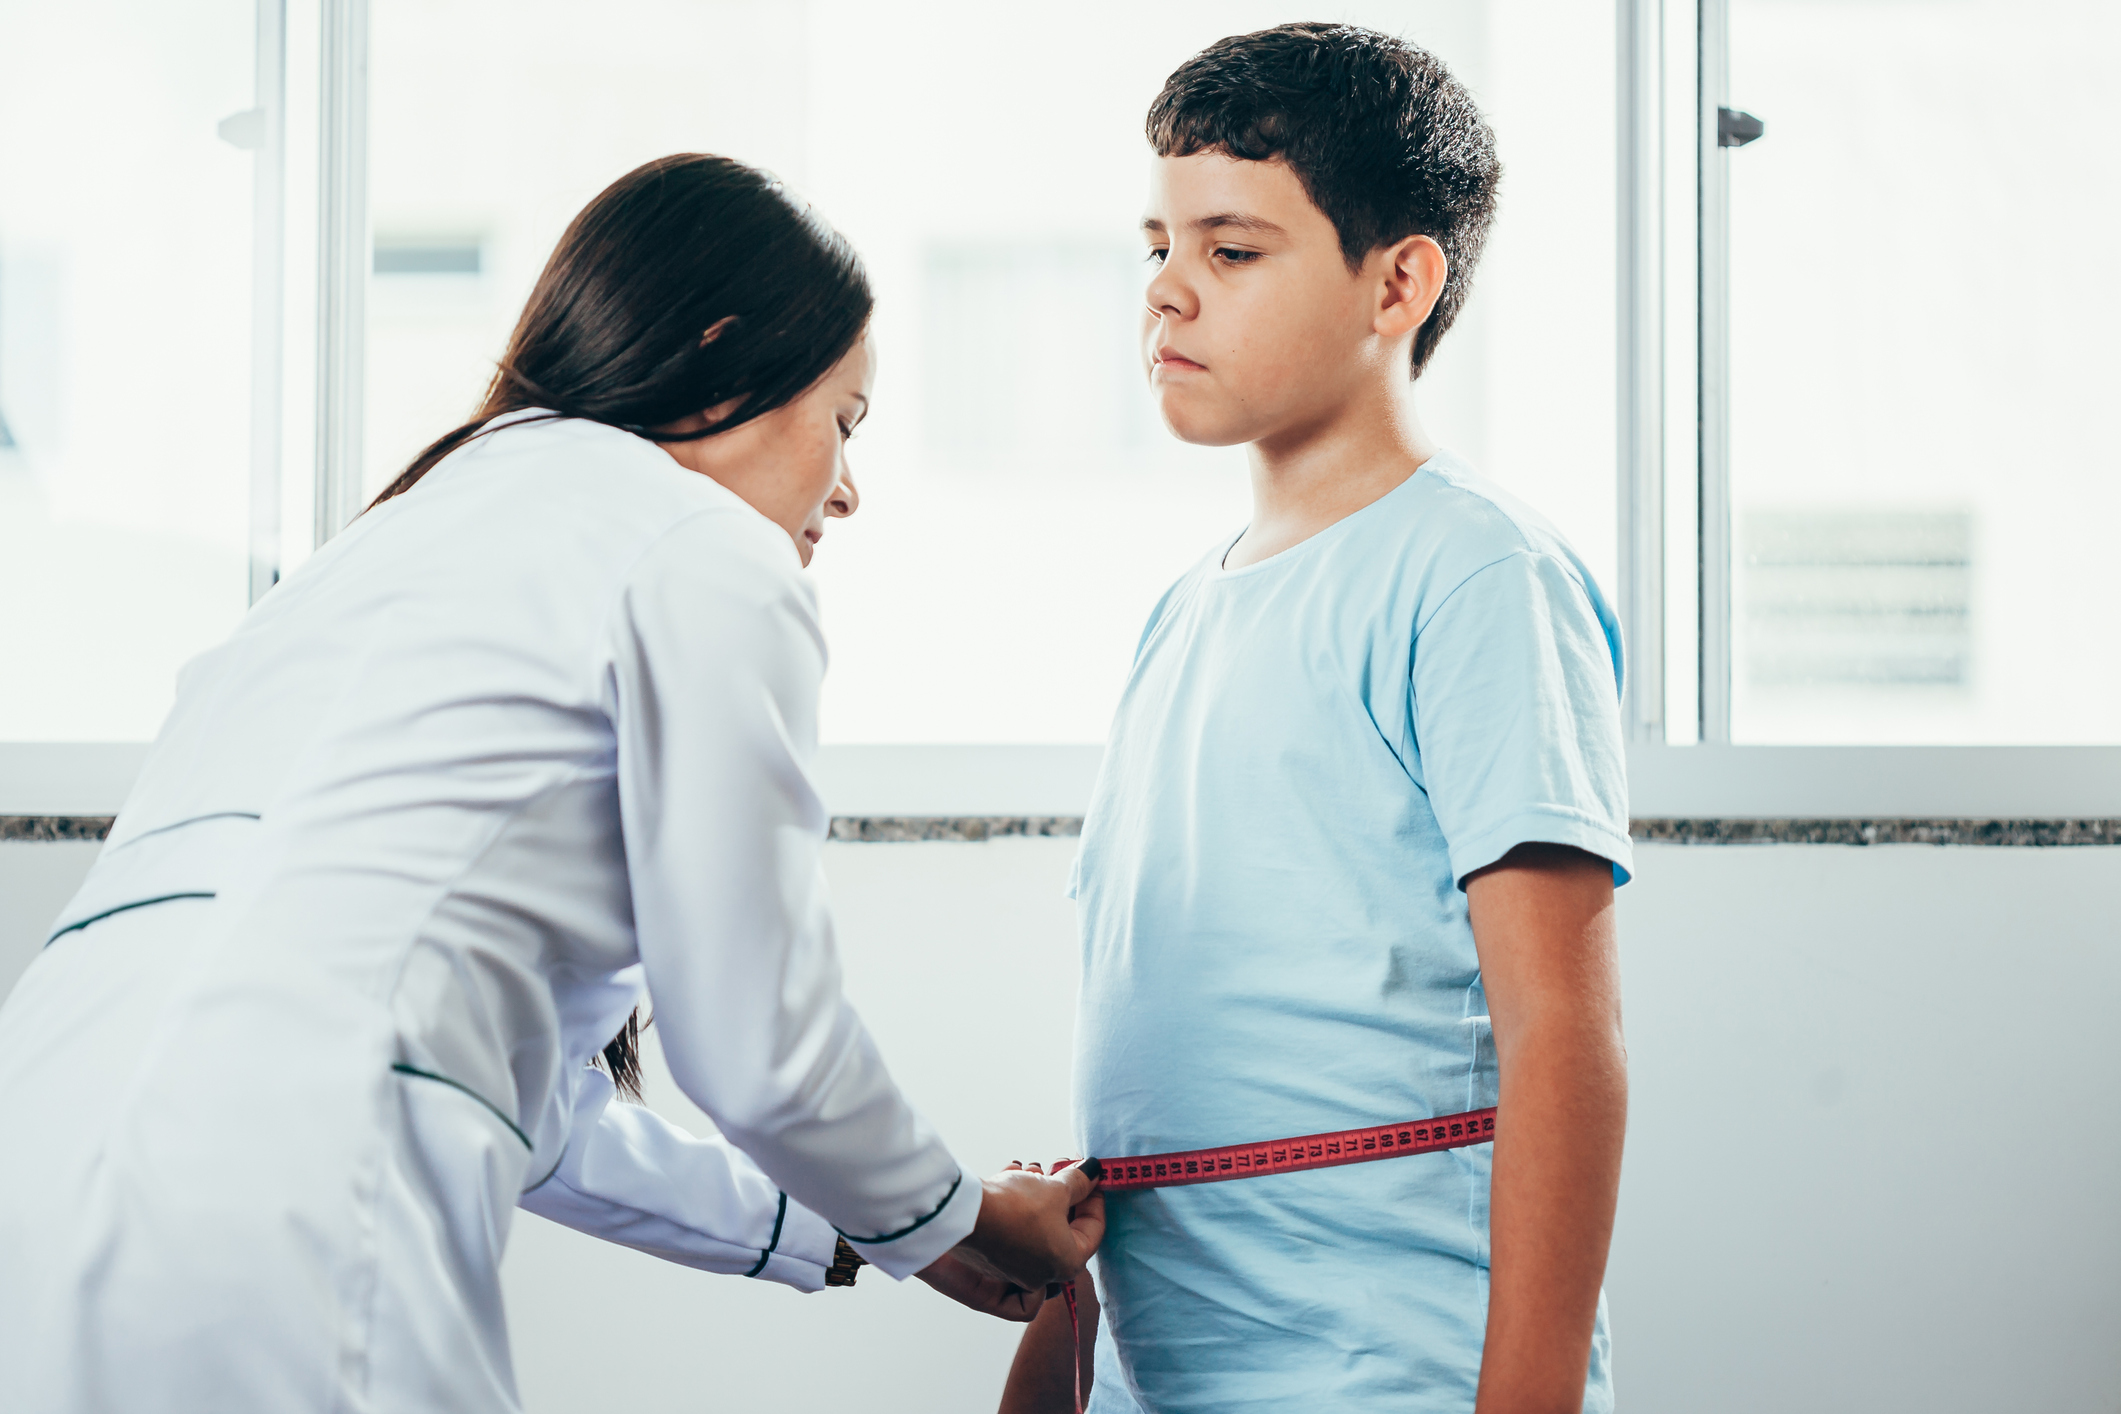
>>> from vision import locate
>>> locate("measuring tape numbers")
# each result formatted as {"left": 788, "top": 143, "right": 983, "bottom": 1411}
{"left": 1093, "top": 1105, "right": 1497, "bottom": 1192}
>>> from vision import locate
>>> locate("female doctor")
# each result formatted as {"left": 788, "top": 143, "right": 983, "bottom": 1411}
{"left": 0, "top": 153, "right": 1102, "bottom": 1412}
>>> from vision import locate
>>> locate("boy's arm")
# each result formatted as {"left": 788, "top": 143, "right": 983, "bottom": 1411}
{"left": 1464, "top": 842, "right": 1627, "bottom": 1414}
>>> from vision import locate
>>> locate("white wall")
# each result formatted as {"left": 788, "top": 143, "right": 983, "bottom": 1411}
{"left": 1607, "top": 845, "right": 2121, "bottom": 1412}
{"left": 0, "top": 840, "right": 100, "bottom": 994}
{"left": 3, "top": 837, "right": 2117, "bottom": 1411}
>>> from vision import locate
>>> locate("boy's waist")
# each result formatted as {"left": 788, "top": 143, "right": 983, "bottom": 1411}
{"left": 1096, "top": 1169, "right": 1493, "bottom": 1285}
{"left": 1076, "top": 1017, "right": 1496, "bottom": 1150}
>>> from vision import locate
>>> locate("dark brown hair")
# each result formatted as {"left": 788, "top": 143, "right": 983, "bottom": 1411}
{"left": 1147, "top": 23, "right": 1500, "bottom": 378}
{"left": 596, "top": 1008, "right": 648, "bottom": 1104}
{"left": 377, "top": 154, "right": 872, "bottom": 1100}
{"left": 370, "top": 152, "right": 873, "bottom": 509}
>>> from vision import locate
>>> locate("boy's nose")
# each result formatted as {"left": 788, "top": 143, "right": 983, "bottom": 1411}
{"left": 1145, "top": 265, "right": 1196, "bottom": 322}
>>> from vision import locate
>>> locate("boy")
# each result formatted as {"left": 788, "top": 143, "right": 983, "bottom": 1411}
{"left": 1002, "top": 24, "right": 1629, "bottom": 1414}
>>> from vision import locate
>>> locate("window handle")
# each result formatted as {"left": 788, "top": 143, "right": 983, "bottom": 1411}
{"left": 1718, "top": 107, "right": 1766, "bottom": 148}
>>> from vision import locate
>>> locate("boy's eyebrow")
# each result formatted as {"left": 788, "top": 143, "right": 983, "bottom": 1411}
{"left": 1193, "top": 212, "right": 1288, "bottom": 237}
{"left": 1139, "top": 213, "right": 1290, "bottom": 238}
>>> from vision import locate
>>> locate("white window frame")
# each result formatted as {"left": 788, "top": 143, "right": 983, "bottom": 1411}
{"left": 1612, "top": 0, "right": 2121, "bottom": 818}
{"left": 7, "top": 0, "right": 2120, "bottom": 822}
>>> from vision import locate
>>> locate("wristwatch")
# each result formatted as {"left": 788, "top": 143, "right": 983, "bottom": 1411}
{"left": 826, "top": 1236, "right": 867, "bottom": 1287}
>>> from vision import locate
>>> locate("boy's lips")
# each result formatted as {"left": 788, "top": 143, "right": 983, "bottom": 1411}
{"left": 1155, "top": 346, "right": 1206, "bottom": 372}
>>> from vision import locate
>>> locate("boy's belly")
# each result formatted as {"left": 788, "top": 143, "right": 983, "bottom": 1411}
{"left": 1085, "top": 1159, "right": 1612, "bottom": 1414}
{"left": 1070, "top": 914, "right": 1586, "bottom": 1412}
{"left": 1073, "top": 914, "right": 1497, "bottom": 1165}
{"left": 1075, "top": 938, "right": 1501, "bottom": 1409}
{"left": 1087, "top": 1157, "right": 1492, "bottom": 1413}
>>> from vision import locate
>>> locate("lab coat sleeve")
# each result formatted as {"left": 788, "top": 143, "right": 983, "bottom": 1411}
{"left": 604, "top": 506, "right": 981, "bottom": 1280}
{"left": 518, "top": 1064, "right": 842, "bottom": 1291}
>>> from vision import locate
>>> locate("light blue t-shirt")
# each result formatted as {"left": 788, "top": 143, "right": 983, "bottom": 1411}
{"left": 1071, "top": 452, "right": 1631, "bottom": 1414}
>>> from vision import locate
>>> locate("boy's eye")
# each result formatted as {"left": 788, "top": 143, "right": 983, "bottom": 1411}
{"left": 1215, "top": 247, "right": 1262, "bottom": 265}
{"left": 837, "top": 419, "right": 856, "bottom": 441}
{"left": 1145, "top": 247, "right": 1169, "bottom": 264}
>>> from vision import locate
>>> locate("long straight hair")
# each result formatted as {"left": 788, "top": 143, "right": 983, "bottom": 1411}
{"left": 375, "top": 154, "right": 874, "bottom": 1099}
{"left": 370, "top": 152, "right": 874, "bottom": 510}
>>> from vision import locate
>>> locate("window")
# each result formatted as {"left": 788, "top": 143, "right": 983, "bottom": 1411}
{"left": 1691, "top": 0, "right": 2121, "bottom": 745}
{"left": 0, "top": 0, "right": 270, "bottom": 741}
{"left": 362, "top": 0, "right": 1620, "bottom": 744}
{"left": 4, "top": 0, "right": 1620, "bottom": 760}
{"left": 13, "top": 0, "right": 2119, "bottom": 819}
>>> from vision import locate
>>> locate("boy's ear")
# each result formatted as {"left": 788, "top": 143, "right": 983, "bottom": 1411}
{"left": 1373, "top": 234, "right": 1449, "bottom": 342}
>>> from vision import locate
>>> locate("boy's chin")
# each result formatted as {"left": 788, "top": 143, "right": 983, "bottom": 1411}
{"left": 1157, "top": 400, "right": 1257, "bottom": 449}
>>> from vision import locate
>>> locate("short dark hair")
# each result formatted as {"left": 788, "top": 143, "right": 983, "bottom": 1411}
{"left": 1147, "top": 23, "right": 1500, "bottom": 378}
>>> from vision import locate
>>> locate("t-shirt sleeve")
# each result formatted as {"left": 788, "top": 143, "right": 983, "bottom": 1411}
{"left": 1410, "top": 548, "right": 1633, "bottom": 888}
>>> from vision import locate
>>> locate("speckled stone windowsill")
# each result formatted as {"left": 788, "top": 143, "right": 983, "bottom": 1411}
{"left": 1630, "top": 818, "right": 2121, "bottom": 846}
{"left": 7, "top": 815, "right": 2121, "bottom": 846}
{"left": 2, "top": 817, "right": 117, "bottom": 843}
{"left": 826, "top": 816, "right": 1084, "bottom": 842}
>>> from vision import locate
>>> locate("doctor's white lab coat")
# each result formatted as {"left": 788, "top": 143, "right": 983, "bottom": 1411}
{"left": 0, "top": 412, "right": 980, "bottom": 1412}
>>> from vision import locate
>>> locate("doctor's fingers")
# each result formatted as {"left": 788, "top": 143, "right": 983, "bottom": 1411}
{"left": 972, "top": 1166, "right": 1102, "bottom": 1287}
{"left": 1066, "top": 1188, "right": 1107, "bottom": 1267}
{"left": 915, "top": 1251, "right": 1047, "bottom": 1323}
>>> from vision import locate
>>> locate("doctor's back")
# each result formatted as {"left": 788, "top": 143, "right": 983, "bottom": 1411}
{"left": 0, "top": 411, "right": 808, "bottom": 1402}
{"left": 44, "top": 404, "right": 782, "bottom": 1049}
{"left": 0, "top": 153, "right": 1031, "bottom": 1414}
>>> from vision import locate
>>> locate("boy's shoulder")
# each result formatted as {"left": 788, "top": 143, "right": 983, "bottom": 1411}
{"left": 1397, "top": 450, "right": 1581, "bottom": 577}
{"left": 1338, "top": 451, "right": 1606, "bottom": 628}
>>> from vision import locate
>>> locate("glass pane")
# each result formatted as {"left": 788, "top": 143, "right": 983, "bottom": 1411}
{"left": 0, "top": 0, "right": 258, "bottom": 741}
{"left": 368, "top": 0, "right": 1616, "bottom": 744}
{"left": 1727, "top": 0, "right": 2121, "bottom": 743}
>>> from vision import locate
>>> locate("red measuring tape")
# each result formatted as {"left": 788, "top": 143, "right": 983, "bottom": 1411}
{"left": 1051, "top": 1106, "right": 1496, "bottom": 1411}
{"left": 1093, "top": 1106, "right": 1496, "bottom": 1192}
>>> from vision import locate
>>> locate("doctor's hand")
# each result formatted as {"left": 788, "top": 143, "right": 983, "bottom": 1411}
{"left": 917, "top": 1159, "right": 1104, "bottom": 1318}
{"left": 914, "top": 1251, "right": 1046, "bottom": 1321}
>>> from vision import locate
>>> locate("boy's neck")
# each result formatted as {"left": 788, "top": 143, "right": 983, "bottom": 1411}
{"left": 1226, "top": 376, "right": 1436, "bottom": 571}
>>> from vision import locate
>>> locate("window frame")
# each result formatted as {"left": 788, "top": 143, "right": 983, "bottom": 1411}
{"left": 6, "top": 0, "right": 2120, "bottom": 821}
{"left": 1613, "top": 0, "right": 2121, "bottom": 813}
